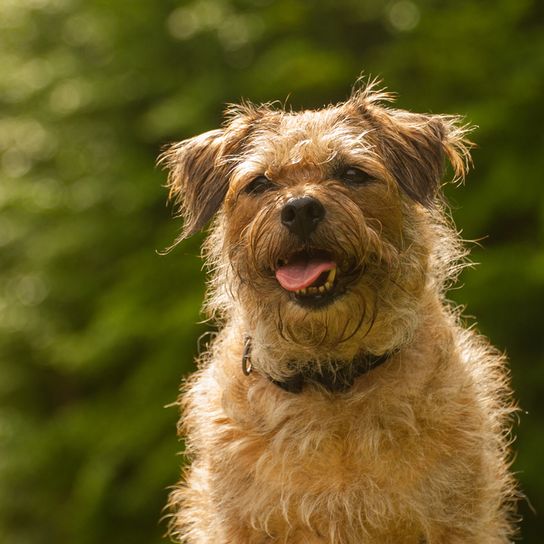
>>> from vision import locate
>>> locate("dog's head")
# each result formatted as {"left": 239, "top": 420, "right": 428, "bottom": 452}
{"left": 160, "top": 82, "right": 473, "bottom": 360}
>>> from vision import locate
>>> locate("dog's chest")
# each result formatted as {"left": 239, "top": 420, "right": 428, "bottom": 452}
{"left": 257, "top": 398, "right": 422, "bottom": 493}
{"left": 219, "top": 381, "right": 431, "bottom": 542}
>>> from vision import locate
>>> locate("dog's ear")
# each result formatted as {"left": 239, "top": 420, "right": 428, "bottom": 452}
{"left": 377, "top": 111, "right": 474, "bottom": 206}
{"left": 159, "top": 113, "right": 256, "bottom": 239}
{"left": 349, "top": 84, "right": 474, "bottom": 206}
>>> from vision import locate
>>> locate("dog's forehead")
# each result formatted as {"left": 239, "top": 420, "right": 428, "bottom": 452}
{"left": 242, "top": 107, "right": 371, "bottom": 174}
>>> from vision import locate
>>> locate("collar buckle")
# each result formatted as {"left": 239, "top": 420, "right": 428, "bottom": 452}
{"left": 241, "top": 335, "right": 253, "bottom": 376}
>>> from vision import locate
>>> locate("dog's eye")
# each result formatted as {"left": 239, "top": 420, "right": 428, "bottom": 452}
{"left": 340, "top": 167, "right": 373, "bottom": 185}
{"left": 244, "top": 175, "right": 273, "bottom": 195}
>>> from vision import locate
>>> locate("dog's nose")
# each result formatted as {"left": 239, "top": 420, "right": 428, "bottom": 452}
{"left": 280, "top": 196, "right": 325, "bottom": 239}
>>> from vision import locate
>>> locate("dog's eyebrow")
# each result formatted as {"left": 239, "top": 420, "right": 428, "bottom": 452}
{"left": 328, "top": 148, "right": 383, "bottom": 176}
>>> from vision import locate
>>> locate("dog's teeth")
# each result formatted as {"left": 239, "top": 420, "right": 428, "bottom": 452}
{"left": 318, "top": 285, "right": 325, "bottom": 293}
{"left": 324, "top": 281, "right": 332, "bottom": 291}
{"left": 328, "top": 267, "right": 336, "bottom": 283}
{"left": 308, "top": 287, "right": 317, "bottom": 294}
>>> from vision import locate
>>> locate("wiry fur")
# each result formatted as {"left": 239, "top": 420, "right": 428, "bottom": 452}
{"left": 160, "top": 80, "right": 518, "bottom": 543}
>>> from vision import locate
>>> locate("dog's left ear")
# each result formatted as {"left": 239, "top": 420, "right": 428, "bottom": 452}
{"left": 349, "top": 85, "right": 474, "bottom": 205}
{"left": 159, "top": 113, "right": 256, "bottom": 239}
{"left": 380, "top": 111, "right": 474, "bottom": 206}
{"left": 376, "top": 110, "right": 474, "bottom": 206}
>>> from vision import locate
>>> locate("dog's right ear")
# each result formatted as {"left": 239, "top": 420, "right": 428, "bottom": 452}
{"left": 159, "top": 113, "right": 256, "bottom": 240}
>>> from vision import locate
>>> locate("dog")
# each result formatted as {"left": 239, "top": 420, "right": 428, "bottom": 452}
{"left": 160, "top": 80, "right": 518, "bottom": 543}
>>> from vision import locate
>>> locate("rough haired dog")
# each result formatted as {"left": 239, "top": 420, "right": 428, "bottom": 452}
{"left": 160, "top": 81, "right": 518, "bottom": 543}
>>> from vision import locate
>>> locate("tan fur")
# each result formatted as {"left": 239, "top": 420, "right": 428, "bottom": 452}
{"left": 160, "top": 80, "right": 518, "bottom": 543}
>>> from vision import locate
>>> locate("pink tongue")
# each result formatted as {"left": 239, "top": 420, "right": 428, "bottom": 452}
{"left": 275, "top": 259, "right": 336, "bottom": 292}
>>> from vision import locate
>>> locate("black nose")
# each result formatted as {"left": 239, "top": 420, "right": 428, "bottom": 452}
{"left": 280, "top": 196, "right": 325, "bottom": 239}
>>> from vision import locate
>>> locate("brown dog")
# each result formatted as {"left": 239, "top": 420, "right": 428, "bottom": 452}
{"left": 160, "top": 81, "right": 518, "bottom": 543}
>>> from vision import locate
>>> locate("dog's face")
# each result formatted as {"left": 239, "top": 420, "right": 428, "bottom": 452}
{"left": 162, "top": 85, "right": 471, "bottom": 358}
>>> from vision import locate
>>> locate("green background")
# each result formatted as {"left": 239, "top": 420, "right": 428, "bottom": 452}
{"left": 1, "top": 0, "right": 542, "bottom": 542}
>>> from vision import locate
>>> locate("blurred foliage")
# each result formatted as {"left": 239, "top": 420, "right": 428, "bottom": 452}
{"left": 0, "top": 0, "right": 542, "bottom": 542}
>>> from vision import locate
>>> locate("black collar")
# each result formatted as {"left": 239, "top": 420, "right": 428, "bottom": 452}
{"left": 242, "top": 336, "right": 394, "bottom": 394}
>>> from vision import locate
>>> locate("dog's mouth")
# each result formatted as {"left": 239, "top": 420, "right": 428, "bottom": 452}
{"left": 275, "top": 249, "right": 341, "bottom": 308}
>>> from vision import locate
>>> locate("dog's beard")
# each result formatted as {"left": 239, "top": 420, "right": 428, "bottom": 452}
{"left": 224, "top": 218, "right": 418, "bottom": 360}
{"left": 236, "top": 269, "right": 425, "bottom": 375}
{"left": 272, "top": 280, "right": 379, "bottom": 349}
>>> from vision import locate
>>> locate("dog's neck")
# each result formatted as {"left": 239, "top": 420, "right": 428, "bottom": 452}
{"left": 242, "top": 335, "right": 396, "bottom": 394}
